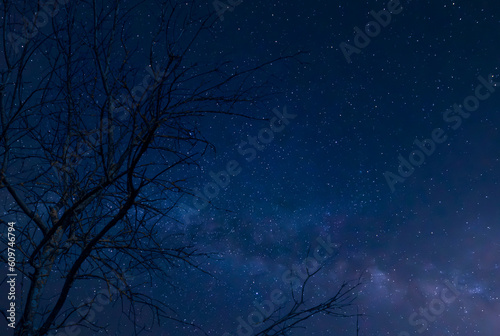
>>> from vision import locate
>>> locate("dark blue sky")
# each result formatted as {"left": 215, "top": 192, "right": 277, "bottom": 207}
{"left": 2, "top": 0, "right": 500, "bottom": 335}
{"left": 165, "top": 0, "right": 500, "bottom": 335}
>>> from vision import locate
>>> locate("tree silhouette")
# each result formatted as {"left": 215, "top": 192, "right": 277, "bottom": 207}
{"left": 0, "top": 1, "right": 361, "bottom": 335}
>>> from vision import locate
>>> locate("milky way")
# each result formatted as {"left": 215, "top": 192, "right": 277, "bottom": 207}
{"left": 1, "top": 1, "right": 500, "bottom": 335}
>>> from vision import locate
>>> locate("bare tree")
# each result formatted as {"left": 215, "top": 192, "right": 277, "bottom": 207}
{"left": 0, "top": 1, "right": 360, "bottom": 335}
{"left": 256, "top": 273, "right": 363, "bottom": 336}
{"left": 249, "top": 247, "right": 364, "bottom": 336}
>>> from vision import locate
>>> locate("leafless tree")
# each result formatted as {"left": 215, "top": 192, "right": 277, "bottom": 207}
{"left": 257, "top": 278, "right": 363, "bottom": 336}
{"left": 0, "top": 1, "right": 361, "bottom": 335}
{"left": 250, "top": 249, "right": 364, "bottom": 336}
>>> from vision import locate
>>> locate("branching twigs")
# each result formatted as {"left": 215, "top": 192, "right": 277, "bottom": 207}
{"left": 0, "top": 1, "right": 346, "bottom": 335}
{"left": 254, "top": 269, "right": 364, "bottom": 336}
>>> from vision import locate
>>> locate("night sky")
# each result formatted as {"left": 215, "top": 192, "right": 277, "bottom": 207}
{"left": 2, "top": 0, "right": 500, "bottom": 335}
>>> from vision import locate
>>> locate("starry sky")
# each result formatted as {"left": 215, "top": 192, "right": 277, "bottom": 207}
{"left": 2, "top": 0, "right": 500, "bottom": 335}
{"left": 164, "top": 0, "right": 500, "bottom": 335}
